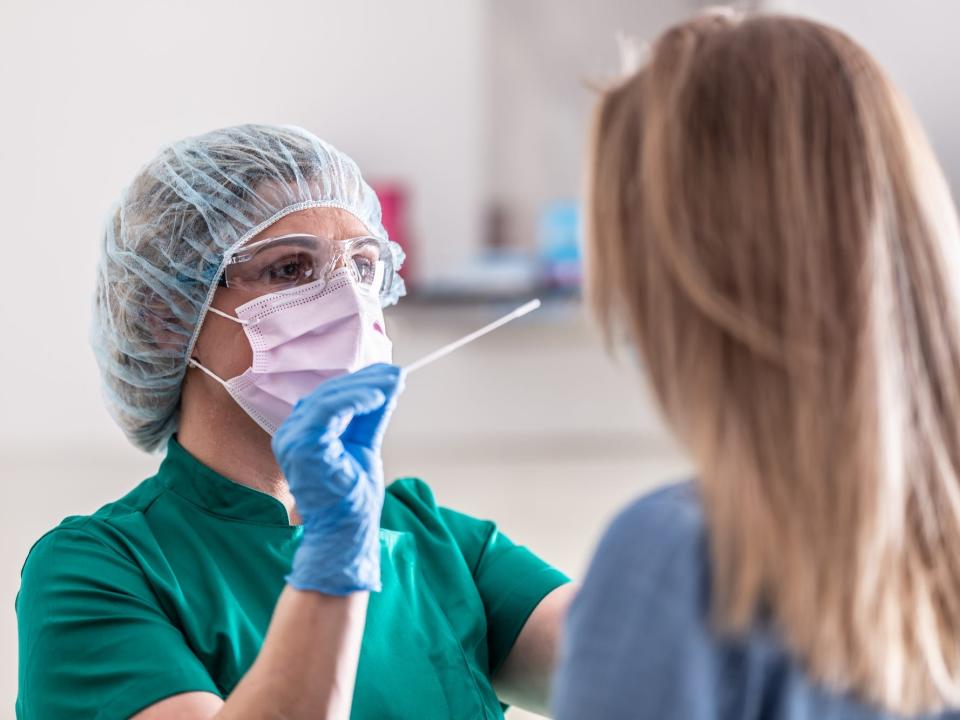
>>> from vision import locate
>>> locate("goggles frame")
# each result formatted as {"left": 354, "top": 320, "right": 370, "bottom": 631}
{"left": 218, "top": 233, "right": 393, "bottom": 299}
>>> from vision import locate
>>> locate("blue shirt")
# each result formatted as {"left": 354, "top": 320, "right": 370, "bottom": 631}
{"left": 552, "top": 482, "right": 959, "bottom": 720}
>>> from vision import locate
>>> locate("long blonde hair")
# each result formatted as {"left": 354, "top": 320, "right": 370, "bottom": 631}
{"left": 588, "top": 10, "right": 960, "bottom": 714}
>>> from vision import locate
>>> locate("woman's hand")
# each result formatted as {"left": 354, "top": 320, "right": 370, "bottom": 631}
{"left": 272, "top": 363, "right": 406, "bottom": 595}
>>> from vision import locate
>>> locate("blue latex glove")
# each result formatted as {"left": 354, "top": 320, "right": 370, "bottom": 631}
{"left": 272, "top": 363, "right": 405, "bottom": 595}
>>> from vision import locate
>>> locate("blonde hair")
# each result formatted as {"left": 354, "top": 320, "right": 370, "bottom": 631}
{"left": 588, "top": 10, "right": 960, "bottom": 714}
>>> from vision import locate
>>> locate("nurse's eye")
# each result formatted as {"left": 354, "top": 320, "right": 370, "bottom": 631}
{"left": 264, "top": 253, "right": 315, "bottom": 285}
{"left": 350, "top": 243, "right": 381, "bottom": 285}
{"left": 352, "top": 255, "right": 376, "bottom": 284}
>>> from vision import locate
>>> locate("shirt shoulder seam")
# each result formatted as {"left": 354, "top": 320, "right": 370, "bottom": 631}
{"left": 26, "top": 485, "right": 168, "bottom": 567}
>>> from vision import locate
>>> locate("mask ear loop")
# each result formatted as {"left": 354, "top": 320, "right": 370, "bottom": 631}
{"left": 188, "top": 357, "right": 229, "bottom": 387}
{"left": 187, "top": 305, "right": 251, "bottom": 385}
{"left": 207, "top": 306, "right": 251, "bottom": 325}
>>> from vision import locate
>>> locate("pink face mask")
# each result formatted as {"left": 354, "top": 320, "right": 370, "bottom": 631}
{"left": 188, "top": 268, "right": 393, "bottom": 435}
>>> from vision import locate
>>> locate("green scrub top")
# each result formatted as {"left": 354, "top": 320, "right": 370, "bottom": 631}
{"left": 16, "top": 438, "right": 569, "bottom": 719}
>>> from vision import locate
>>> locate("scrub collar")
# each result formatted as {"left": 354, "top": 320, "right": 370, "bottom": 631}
{"left": 157, "top": 437, "right": 295, "bottom": 527}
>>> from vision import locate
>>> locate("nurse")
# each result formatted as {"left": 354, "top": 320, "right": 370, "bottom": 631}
{"left": 16, "top": 125, "right": 572, "bottom": 719}
{"left": 554, "top": 10, "right": 960, "bottom": 720}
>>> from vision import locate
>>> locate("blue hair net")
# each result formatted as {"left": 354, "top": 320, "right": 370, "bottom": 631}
{"left": 93, "top": 124, "right": 406, "bottom": 452}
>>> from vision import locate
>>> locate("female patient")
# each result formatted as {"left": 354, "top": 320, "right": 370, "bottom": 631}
{"left": 555, "top": 10, "right": 960, "bottom": 719}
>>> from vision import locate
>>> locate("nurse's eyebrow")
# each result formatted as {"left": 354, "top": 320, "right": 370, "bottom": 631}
{"left": 228, "top": 234, "right": 324, "bottom": 265}
{"left": 245, "top": 234, "right": 323, "bottom": 253}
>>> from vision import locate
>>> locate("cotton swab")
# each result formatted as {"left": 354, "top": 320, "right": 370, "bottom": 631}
{"left": 404, "top": 299, "right": 542, "bottom": 374}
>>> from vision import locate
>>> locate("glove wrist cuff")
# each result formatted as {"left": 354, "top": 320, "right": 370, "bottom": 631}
{"left": 286, "top": 522, "right": 382, "bottom": 595}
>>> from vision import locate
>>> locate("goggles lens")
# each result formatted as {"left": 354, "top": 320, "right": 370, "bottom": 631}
{"left": 222, "top": 234, "right": 393, "bottom": 297}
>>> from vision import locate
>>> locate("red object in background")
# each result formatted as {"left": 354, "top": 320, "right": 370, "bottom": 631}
{"left": 370, "top": 180, "right": 414, "bottom": 290}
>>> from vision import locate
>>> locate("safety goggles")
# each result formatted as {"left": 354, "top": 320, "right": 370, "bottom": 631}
{"left": 220, "top": 233, "right": 393, "bottom": 298}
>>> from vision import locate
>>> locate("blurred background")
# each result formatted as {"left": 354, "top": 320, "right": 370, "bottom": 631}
{"left": 1, "top": 0, "right": 958, "bottom": 716}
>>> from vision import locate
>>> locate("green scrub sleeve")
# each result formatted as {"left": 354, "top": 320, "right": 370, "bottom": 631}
{"left": 435, "top": 500, "right": 571, "bottom": 676}
{"left": 16, "top": 526, "right": 221, "bottom": 720}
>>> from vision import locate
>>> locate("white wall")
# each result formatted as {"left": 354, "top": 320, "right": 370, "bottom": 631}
{"left": 0, "top": 0, "right": 486, "bottom": 455}
{"left": 771, "top": 0, "right": 960, "bottom": 193}
{"left": 485, "top": 0, "right": 704, "bottom": 249}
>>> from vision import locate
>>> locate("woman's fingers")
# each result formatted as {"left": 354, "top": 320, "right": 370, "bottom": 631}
{"left": 341, "top": 382, "right": 403, "bottom": 449}
{"left": 279, "top": 387, "right": 386, "bottom": 439}
{"left": 273, "top": 364, "right": 405, "bottom": 456}
{"left": 308, "top": 363, "right": 402, "bottom": 396}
